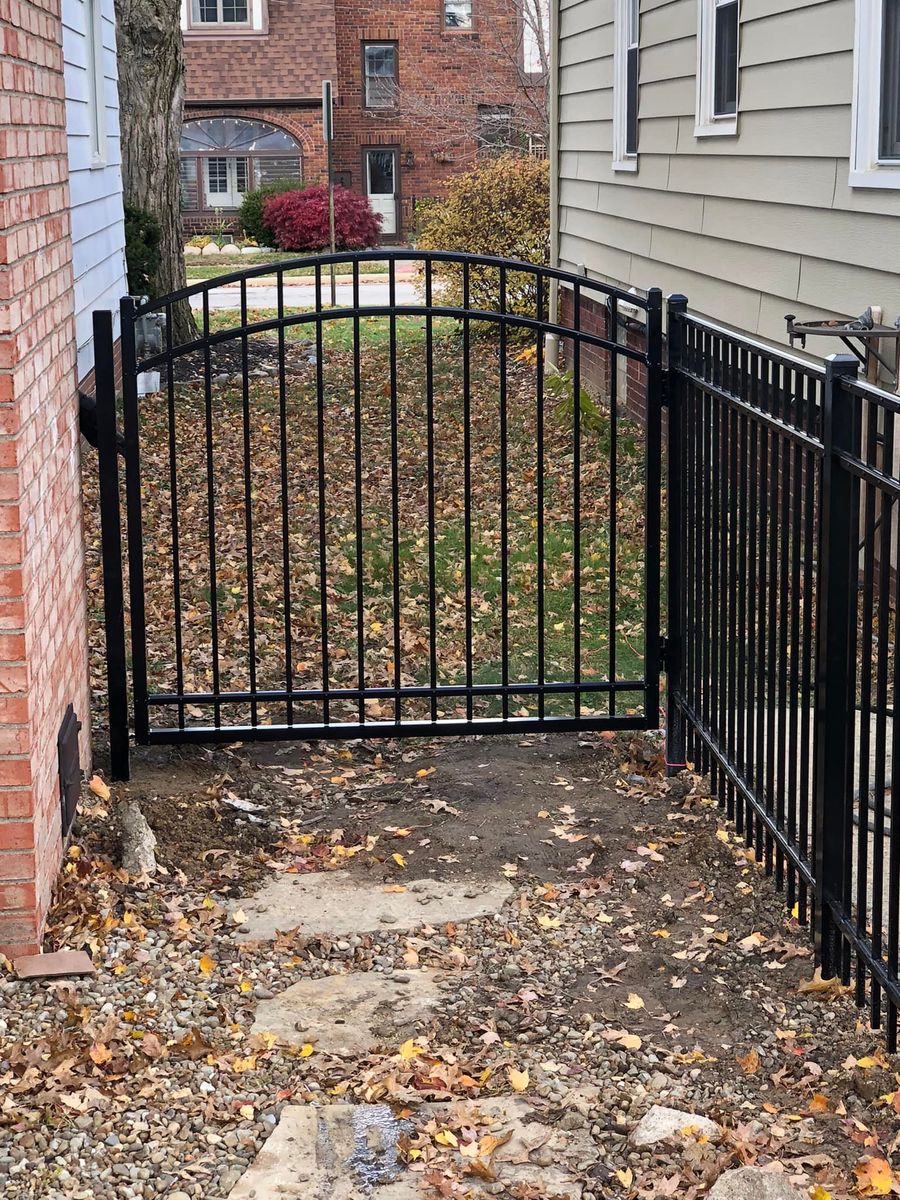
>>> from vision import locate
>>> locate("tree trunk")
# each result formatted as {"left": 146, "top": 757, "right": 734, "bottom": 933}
{"left": 115, "top": 0, "right": 196, "bottom": 343}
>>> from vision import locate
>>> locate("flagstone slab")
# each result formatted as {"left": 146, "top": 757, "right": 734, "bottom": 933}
{"left": 226, "top": 1104, "right": 416, "bottom": 1199}
{"left": 233, "top": 871, "right": 513, "bottom": 940}
{"left": 251, "top": 968, "right": 442, "bottom": 1055}
{"left": 426, "top": 1095, "right": 591, "bottom": 1197}
{"left": 227, "top": 1099, "right": 590, "bottom": 1200}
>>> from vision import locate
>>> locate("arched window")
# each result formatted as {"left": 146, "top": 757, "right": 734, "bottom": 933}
{"left": 179, "top": 117, "right": 302, "bottom": 214}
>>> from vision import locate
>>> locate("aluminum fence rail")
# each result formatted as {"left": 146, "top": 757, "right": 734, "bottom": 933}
{"left": 667, "top": 298, "right": 900, "bottom": 1049}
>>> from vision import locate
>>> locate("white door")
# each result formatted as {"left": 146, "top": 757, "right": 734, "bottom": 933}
{"left": 365, "top": 149, "right": 397, "bottom": 237}
{"left": 204, "top": 156, "right": 249, "bottom": 209}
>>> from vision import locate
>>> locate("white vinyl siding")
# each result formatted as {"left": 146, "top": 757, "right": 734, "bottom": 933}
{"left": 63, "top": 0, "right": 128, "bottom": 383}
{"left": 556, "top": 0, "right": 900, "bottom": 348}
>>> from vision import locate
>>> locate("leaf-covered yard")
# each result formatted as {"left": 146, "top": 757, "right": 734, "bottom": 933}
{"left": 83, "top": 312, "right": 650, "bottom": 731}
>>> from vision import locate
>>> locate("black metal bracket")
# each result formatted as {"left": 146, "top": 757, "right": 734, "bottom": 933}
{"left": 785, "top": 313, "right": 900, "bottom": 378}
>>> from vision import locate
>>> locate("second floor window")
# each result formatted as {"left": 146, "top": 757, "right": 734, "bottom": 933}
{"left": 713, "top": 0, "right": 738, "bottom": 117}
{"left": 695, "top": 0, "right": 738, "bottom": 136}
{"left": 363, "top": 43, "right": 397, "bottom": 108}
{"left": 850, "top": 0, "right": 900, "bottom": 186}
{"left": 444, "top": 0, "right": 473, "bottom": 28}
{"left": 191, "top": 0, "right": 248, "bottom": 23}
{"left": 613, "top": 0, "right": 639, "bottom": 169}
{"left": 882, "top": 0, "right": 900, "bottom": 158}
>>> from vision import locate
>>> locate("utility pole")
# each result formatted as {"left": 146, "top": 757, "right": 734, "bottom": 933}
{"left": 322, "top": 79, "right": 337, "bottom": 307}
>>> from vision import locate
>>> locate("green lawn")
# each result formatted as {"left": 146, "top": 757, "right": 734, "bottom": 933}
{"left": 85, "top": 314, "right": 648, "bottom": 727}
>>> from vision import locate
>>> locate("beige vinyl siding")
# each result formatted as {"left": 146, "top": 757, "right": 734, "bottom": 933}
{"left": 556, "top": 0, "right": 900, "bottom": 352}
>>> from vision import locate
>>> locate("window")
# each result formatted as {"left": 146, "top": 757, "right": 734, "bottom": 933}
{"left": 850, "top": 0, "right": 900, "bottom": 187}
{"left": 179, "top": 118, "right": 302, "bottom": 214}
{"left": 363, "top": 43, "right": 397, "bottom": 108}
{"left": 190, "top": 0, "right": 248, "bottom": 22}
{"left": 181, "top": 0, "right": 266, "bottom": 33}
{"left": 85, "top": 0, "right": 106, "bottom": 166}
{"left": 613, "top": 0, "right": 639, "bottom": 169}
{"left": 444, "top": 0, "right": 473, "bottom": 28}
{"left": 477, "top": 104, "right": 513, "bottom": 155}
{"left": 695, "top": 0, "right": 739, "bottom": 137}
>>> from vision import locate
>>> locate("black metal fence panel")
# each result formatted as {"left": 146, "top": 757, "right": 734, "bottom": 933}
{"left": 668, "top": 304, "right": 900, "bottom": 1050}
{"left": 93, "top": 255, "right": 900, "bottom": 1047}
{"left": 97, "top": 251, "right": 665, "bottom": 757}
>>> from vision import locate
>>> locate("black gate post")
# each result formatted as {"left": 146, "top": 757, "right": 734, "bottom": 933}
{"left": 664, "top": 294, "right": 689, "bottom": 774}
{"left": 814, "top": 353, "right": 858, "bottom": 978}
{"left": 93, "top": 310, "right": 130, "bottom": 781}
{"left": 644, "top": 288, "right": 664, "bottom": 722}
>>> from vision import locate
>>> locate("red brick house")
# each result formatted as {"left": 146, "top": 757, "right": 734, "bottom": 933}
{"left": 180, "top": 0, "right": 546, "bottom": 241}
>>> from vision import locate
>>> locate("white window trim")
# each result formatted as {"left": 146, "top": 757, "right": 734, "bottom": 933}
{"left": 694, "top": 0, "right": 738, "bottom": 138}
{"left": 180, "top": 0, "right": 266, "bottom": 33}
{"left": 612, "top": 0, "right": 638, "bottom": 172}
{"left": 86, "top": 0, "right": 107, "bottom": 168}
{"left": 850, "top": 0, "right": 900, "bottom": 188}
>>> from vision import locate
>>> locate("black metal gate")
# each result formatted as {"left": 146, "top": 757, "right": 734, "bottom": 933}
{"left": 94, "top": 251, "right": 665, "bottom": 777}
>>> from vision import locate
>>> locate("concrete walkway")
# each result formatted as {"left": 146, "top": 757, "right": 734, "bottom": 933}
{"left": 191, "top": 279, "right": 420, "bottom": 311}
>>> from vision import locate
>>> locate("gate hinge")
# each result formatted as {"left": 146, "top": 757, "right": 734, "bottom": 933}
{"left": 659, "top": 636, "right": 669, "bottom": 671}
{"left": 660, "top": 369, "right": 670, "bottom": 407}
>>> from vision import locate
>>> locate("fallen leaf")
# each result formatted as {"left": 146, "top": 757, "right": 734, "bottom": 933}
{"left": 798, "top": 967, "right": 850, "bottom": 999}
{"left": 392, "top": 853, "right": 407, "bottom": 868}
{"left": 737, "top": 1047, "right": 760, "bottom": 1075}
{"left": 399, "top": 1039, "right": 425, "bottom": 1061}
{"left": 624, "top": 993, "right": 645, "bottom": 1010}
{"left": 507, "top": 1067, "right": 529, "bottom": 1092}
{"left": 89, "top": 775, "right": 111, "bottom": 801}
{"left": 854, "top": 1156, "right": 897, "bottom": 1196}
{"left": 199, "top": 954, "right": 215, "bottom": 976}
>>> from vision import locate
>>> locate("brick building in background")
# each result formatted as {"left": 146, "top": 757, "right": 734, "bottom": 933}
{"left": 180, "top": 0, "right": 545, "bottom": 241}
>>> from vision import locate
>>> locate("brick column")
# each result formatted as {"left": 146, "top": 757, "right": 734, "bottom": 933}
{"left": 0, "top": 0, "right": 91, "bottom": 956}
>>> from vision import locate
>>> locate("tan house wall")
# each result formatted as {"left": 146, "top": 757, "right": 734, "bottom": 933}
{"left": 555, "top": 0, "right": 900, "bottom": 352}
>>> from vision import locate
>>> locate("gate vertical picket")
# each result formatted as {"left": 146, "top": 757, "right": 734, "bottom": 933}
{"left": 664, "top": 294, "right": 688, "bottom": 775}
{"left": 93, "top": 310, "right": 129, "bottom": 781}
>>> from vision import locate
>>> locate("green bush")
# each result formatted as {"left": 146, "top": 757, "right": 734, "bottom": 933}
{"left": 124, "top": 204, "right": 161, "bottom": 295}
{"left": 416, "top": 155, "right": 550, "bottom": 318}
{"left": 239, "top": 179, "right": 306, "bottom": 246}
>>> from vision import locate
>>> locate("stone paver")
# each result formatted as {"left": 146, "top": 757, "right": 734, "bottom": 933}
{"left": 233, "top": 871, "right": 513, "bottom": 940}
{"left": 252, "top": 968, "right": 442, "bottom": 1055}
{"left": 708, "top": 1167, "right": 806, "bottom": 1199}
{"left": 226, "top": 1104, "right": 416, "bottom": 1200}
{"left": 630, "top": 1104, "right": 721, "bottom": 1147}
{"left": 227, "top": 1098, "right": 590, "bottom": 1200}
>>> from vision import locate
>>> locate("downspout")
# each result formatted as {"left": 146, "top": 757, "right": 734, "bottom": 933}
{"left": 546, "top": 0, "right": 561, "bottom": 367}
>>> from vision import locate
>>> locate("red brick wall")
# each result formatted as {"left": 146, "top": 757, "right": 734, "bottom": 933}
{"left": 183, "top": 0, "right": 545, "bottom": 240}
{"left": 0, "top": 0, "right": 90, "bottom": 957}
{"left": 332, "top": 0, "right": 543, "bottom": 239}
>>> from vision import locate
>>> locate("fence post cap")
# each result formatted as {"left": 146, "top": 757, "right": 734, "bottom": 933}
{"left": 824, "top": 352, "right": 859, "bottom": 377}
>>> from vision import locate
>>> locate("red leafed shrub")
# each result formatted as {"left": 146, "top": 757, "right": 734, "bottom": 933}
{"left": 262, "top": 186, "right": 382, "bottom": 252}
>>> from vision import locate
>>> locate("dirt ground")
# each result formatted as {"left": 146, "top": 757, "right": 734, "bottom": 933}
{"left": 3, "top": 731, "right": 899, "bottom": 1200}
